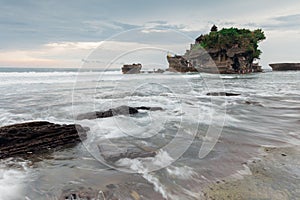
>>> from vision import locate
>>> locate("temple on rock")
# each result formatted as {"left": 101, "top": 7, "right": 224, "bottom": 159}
{"left": 167, "top": 25, "right": 266, "bottom": 74}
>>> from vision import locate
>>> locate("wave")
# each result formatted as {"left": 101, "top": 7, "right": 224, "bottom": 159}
{"left": 0, "top": 70, "right": 121, "bottom": 77}
{"left": 0, "top": 159, "right": 32, "bottom": 200}
{"left": 0, "top": 67, "right": 120, "bottom": 73}
{"left": 0, "top": 70, "right": 123, "bottom": 85}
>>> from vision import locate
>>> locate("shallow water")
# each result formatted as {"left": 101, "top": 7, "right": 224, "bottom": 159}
{"left": 0, "top": 68, "right": 299, "bottom": 199}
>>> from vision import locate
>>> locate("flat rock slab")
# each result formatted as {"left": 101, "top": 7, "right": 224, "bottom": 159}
{"left": 0, "top": 121, "right": 88, "bottom": 159}
{"left": 98, "top": 140, "right": 157, "bottom": 163}
{"left": 77, "top": 105, "right": 163, "bottom": 120}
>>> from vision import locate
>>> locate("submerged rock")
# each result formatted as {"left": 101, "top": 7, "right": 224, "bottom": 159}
{"left": 206, "top": 92, "right": 241, "bottom": 96}
{"left": 244, "top": 100, "right": 263, "bottom": 106}
{"left": 77, "top": 105, "right": 163, "bottom": 120}
{"left": 98, "top": 142, "right": 157, "bottom": 163}
{"left": 60, "top": 187, "right": 99, "bottom": 200}
{"left": 59, "top": 179, "right": 165, "bottom": 200}
{"left": 134, "top": 106, "right": 163, "bottom": 111}
{"left": 0, "top": 121, "right": 88, "bottom": 159}
{"left": 77, "top": 105, "right": 138, "bottom": 120}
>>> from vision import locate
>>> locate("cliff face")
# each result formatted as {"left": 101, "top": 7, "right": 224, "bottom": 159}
{"left": 167, "top": 26, "right": 265, "bottom": 74}
{"left": 167, "top": 48, "right": 262, "bottom": 74}
{"left": 188, "top": 46, "right": 262, "bottom": 74}
{"left": 269, "top": 63, "right": 300, "bottom": 71}
{"left": 167, "top": 55, "right": 197, "bottom": 73}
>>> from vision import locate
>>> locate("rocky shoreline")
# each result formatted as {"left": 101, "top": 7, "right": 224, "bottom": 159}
{"left": 0, "top": 106, "right": 167, "bottom": 200}
{"left": 0, "top": 106, "right": 163, "bottom": 160}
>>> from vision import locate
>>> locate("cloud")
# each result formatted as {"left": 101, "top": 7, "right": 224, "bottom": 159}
{"left": 44, "top": 42, "right": 102, "bottom": 50}
{"left": 0, "top": 0, "right": 300, "bottom": 67}
{"left": 263, "top": 13, "right": 300, "bottom": 30}
{"left": 0, "top": 39, "right": 191, "bottom": 68}
{"left": 83, "top": 20, "right": 141, "bottom": 34}
{"left": 273, "top": 14, "right": 300, "bottom": 22}
{"left": 0, "top": 41, "right": 103, "bottom": 67}
{"left": 145, "top": 21, "right": 186, "bottom": 30}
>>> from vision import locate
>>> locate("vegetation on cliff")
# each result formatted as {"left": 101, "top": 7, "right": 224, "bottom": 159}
{"left": 194, "top": 27, "right": 266, "bottom": 60}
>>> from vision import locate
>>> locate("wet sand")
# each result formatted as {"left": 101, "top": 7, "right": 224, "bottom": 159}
{"left": 201, "top": 146, "right": 300, "bottom": 200}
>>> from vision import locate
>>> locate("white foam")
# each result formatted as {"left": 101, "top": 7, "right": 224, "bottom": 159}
{"left": 0, "top": 72, "right": 79, "bottom": 85}
{"left": 116, "top": 157, "right": 171, "bottom": 199}
{"left": 0, "top": 71, "right": 79, "bottom": 77}
{"left": 116, "top": 150, "right": 174, "bottom": 173}
{"left": 0, "top": 71, "right": 123, "bottom": 85}
{"left": 152, "top": 150, "right": 174, "bottom": 167}
{"left": 0, "top": 160, "right": 31, "bottom": 200}
{"left": 0, "top": 169, "right": 26, "bottom": 200}
{"left": 142, "top": 173, "right": 170, "bottom": 199}
{"left": 117, "top": 156, "right": 199, "bottom": 200}
{"left": 166, "top": 165, "right": 197, "bottom": 179}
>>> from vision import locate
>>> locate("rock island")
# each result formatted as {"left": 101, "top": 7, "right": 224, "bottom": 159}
{"left": 167, "top": 25, "right": 266, "bottom": 74}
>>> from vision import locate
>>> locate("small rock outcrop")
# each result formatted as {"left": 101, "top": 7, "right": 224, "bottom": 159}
{"left": 76, "top": 105, "right": 163, "bottom": 120}
{"left": 122, "top": 63, "right": 142, "bottom": 74}
{"left": 167, "top": 26, "right": 266, "bottom": 74}
{"left": 269, "top": 63, "right": 300, "bottom": 71}
{"left": 0, "top": 121, "right": 88, "bottom": 159}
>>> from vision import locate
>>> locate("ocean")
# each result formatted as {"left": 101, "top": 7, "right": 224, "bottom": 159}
{"left": 0, "top": 67, "right": 299, "bottom": 199}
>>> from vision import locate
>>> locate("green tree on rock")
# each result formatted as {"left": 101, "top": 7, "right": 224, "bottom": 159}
{"left": 194, "top": 27, "right": 266, "bottom": 59}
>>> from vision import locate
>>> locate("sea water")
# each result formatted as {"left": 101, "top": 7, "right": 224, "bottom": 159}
{"left": 0, "top": 68, "right": 299, "bottom": 199}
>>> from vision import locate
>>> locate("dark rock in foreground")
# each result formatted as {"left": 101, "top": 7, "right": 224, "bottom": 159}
{"left": 207, "top": 92, "right": 241, "bottom": 96}
{"left": 77, "top": 105, "right": 163, "bottom": 120}
{"left": 269, "top": 63, "right": 300, "bottom": 71}
{"left": 0, "top": 121, "right": 88, "bottom": 159}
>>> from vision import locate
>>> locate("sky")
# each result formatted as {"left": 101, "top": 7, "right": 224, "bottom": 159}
{"left": 0, "top": 0, "right": 300, "bottom": 69}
